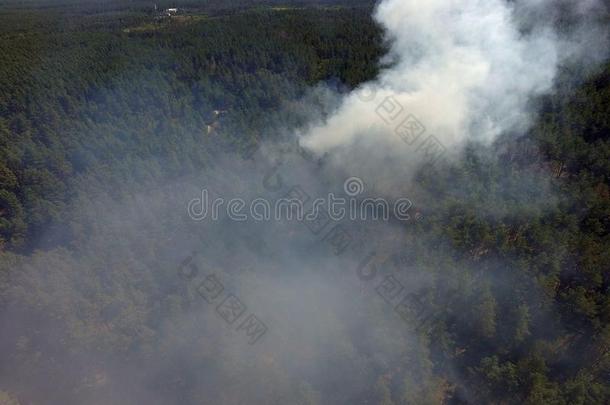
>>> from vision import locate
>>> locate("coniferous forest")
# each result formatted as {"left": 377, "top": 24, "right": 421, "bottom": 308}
{"left": 0, "top": 1, "right": 608, "bottom": 404}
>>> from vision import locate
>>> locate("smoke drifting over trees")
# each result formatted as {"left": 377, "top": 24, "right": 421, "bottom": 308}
{"left": 0, "top": 1, "right": 609, "bottom": 404}
{"left": 302, "top": 0, "right": 608, "bottom": 179}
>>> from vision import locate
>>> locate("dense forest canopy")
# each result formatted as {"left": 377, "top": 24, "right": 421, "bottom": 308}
{"left": 0, "top": 0, "right": 374, "bottom": 13}
{"left": 0, "top": 3, "right": 385, "bottom": 251}
{"left": 0, "top": 1, "right": 608, "bottom": 404}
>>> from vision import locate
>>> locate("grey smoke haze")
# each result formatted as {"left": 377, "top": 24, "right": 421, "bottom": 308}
{"left": 300, "top": 0, "right": 608, "bottom": 175}
{"left": 1, "top": 151, "right": 442, "bottom": 404}
{"left": 0, "top": 1, "right": 608, "bottom": 404}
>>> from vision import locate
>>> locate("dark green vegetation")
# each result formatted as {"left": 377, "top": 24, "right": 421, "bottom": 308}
{"left": 408, "top": 66, "right": 610, "bottom": 403}
{"left": 0, "top": 3, "right": 383, "bottom": 251}
{"left": 0, "top": 2, "right": 608, "bottom": 405}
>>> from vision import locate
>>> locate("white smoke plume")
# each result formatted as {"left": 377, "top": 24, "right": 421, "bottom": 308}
{"left": 300, "top": 0, "right": 607, "bottom": 160}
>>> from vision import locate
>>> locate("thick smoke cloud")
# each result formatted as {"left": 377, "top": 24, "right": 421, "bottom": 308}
{"left": 301, "top": 0, "right": 607, "bottom": 163}
{"left": 1, "top": 1, "right": 608, "bottom": 404}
